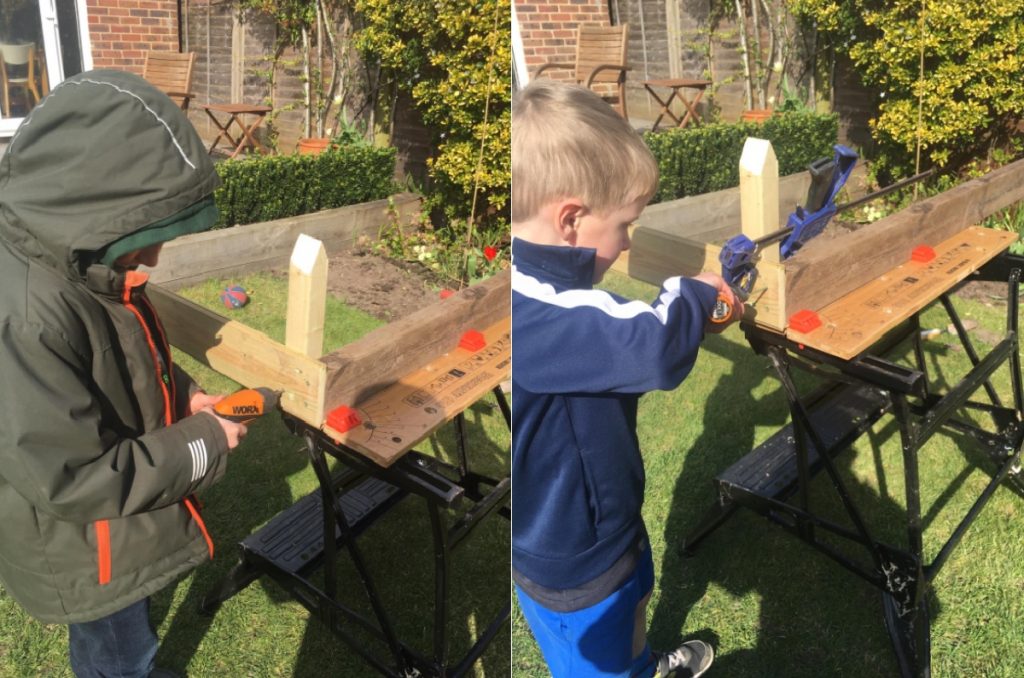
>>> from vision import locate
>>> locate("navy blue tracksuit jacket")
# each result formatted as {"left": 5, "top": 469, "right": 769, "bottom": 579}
{"left": 512, "top": 237, "right": 718, "bottom": 591}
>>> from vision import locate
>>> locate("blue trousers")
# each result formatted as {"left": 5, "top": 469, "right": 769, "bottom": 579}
{"left": 68, "top": 597, "right": 157, "bottom": 678}
{"left": 516, "top": 547, "right": 657, "bottom": 678}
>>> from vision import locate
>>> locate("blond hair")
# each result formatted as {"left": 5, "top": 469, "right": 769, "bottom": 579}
{"left": 512, "top": 79, "right": 659, "bottom": 222}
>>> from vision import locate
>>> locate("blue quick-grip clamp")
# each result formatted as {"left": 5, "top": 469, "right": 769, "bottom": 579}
{"left": 719, "top": 144, "right": 859, "bottom": 296}
{"left": 779, "top": 144, "right": 858, "bottom": 259}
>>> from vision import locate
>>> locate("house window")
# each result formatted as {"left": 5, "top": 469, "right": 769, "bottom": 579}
{"left": 511, "top": 3, "right": 527, "bottom": 90}
{"left": 0, "top": 0, "right": 92, "bottom": 135}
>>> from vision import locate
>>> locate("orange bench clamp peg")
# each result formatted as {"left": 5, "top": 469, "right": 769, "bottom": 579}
{"left": 911, "top": 245, "right": 936, "bottom": 263}
{"left": 789, "top": 309, "right": 822, "bottom": 334}
{"left": 327, "top": 405, "right": 362, "bottom": 433}
{"left": 459, "top": 329, "right": 486, "bottom": 352}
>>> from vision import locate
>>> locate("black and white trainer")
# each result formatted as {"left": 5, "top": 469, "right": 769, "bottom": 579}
{"left": 653, "top": 639, "right": 714, "bottom": 677}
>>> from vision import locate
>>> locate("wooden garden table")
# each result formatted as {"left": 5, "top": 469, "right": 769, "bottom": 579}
{"left": 643, "top": 78, "right": 711, "bottom": 131}
{"left": 199, "top": 102, "right": 272, "bottom": 158}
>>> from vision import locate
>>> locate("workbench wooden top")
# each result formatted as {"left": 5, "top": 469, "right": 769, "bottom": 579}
{"left": 322, "top": 316, "right": 511, "bottom": 467}
{"left": 785, "top": 226, "right": 1017, "bottom": 359}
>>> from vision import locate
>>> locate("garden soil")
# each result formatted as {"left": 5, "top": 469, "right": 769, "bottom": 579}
{"left": 317, "top": 245, "right": 447, "bottom": 323}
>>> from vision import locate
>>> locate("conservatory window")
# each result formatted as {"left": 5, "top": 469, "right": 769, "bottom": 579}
{"left": 0, "top": 0, "right": 92, "bottom": 135}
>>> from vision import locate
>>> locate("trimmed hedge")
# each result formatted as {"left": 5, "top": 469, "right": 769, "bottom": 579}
{"left": 644, "top": 112, "right": 839, "bottom": 204}
{"left": 212, "top": 145, "right": 398, "bottom": 228}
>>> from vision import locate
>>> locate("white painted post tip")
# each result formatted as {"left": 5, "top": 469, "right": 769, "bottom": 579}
{"left": 290, "top": 233, "right": 327, "bottom": 275}
{"left": 740, "top": 137, "right": 777, "bottom": 176}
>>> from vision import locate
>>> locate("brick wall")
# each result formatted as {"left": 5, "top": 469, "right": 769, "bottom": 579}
{"left": 515, "top": 0, "right": 611, "bottom": 78}
{"left": 86, "top": 0, "right": 180, "bottom": 73}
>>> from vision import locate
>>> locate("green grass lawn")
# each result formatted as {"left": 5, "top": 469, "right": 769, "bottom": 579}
{"left": 513, "top": 270, "right": 1024, "bottom": 677}
{"left": 0, "top": 272, "right": 510, "bottom": 677}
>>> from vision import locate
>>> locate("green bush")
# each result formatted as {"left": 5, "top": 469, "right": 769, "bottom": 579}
{"left": 212, "top": 144, "right": 398, "bottom": 228}
{"left": 355, "top": 0, "right": 510, "bottom": 228}
{"left": 644, "top": 112, "right": 838, "bottom": 204}
{"left": 790, "top": 0, "right": 1024, "bottom": 177}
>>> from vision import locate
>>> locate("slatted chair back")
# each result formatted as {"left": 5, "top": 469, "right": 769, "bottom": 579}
{"left": 143, "top": 51, "right": 196, "bottom": 111}
{"left": 533, "top": 24, "right": 631, "bottom": 119}
{"left": 574, "top": 24, "right": 627, "bottom": 86}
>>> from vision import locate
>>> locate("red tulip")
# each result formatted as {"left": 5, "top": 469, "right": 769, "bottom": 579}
{"left": 483, "top": 246, "right": 498, "bottom": 261}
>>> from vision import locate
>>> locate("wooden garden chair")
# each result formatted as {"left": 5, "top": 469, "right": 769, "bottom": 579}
{"left": 0, "top": 43, "right": 43, "bottom": 117}
{"left": 142, "top": 51, "right": 196, "bottom": 111}
{"left": 533, "top": 23, "right": 631, "bottom": 119}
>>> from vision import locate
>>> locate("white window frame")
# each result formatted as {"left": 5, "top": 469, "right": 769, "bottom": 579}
{"left": 0, "top": 0, "right": 93, "bottom": 137}
{"left": 512, "top": 3, "right": 527, "bottom": 90}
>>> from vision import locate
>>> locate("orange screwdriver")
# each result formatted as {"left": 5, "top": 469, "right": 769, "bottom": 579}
{"left": 212, "top": 387, "right": 281, "bottom": 424}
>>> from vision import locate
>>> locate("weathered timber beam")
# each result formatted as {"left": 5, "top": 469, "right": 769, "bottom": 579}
{"left": 148, "top": 284, "right": 326, "bottom": 424}
{"left": 625, "top": 228, "right": 786, "bottom": 329}
{"left": 785, "top": 156, "right": 1024, "bottom": 314}
{"left": 611, "top": 168, "right": 812, "bottom": 278}
{"left": 320, "top": 269, "right": 511, "bottom": 413}
{"left": 623, "top": 137, "right": 788, "bottom": 330}
{"left": 142, "top": 193, "right": 421, "bottom": 289}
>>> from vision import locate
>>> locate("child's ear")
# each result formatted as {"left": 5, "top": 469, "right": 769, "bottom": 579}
{"left": 555, "top": 199, "right": 585, "bottom": 245}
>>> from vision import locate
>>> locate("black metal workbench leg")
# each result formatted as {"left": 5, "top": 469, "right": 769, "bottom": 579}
{"left": 941, "top": 295, "right": 1003, "bottom": 411}
{"left": 305, "top": 433, "right": 339, "bottom": 620}
{"left": 305, "top": 433, "right": 410, "bottom": 676}
{"left": 883, "top": 591, "right": 931, "bottom": 678}
{"left": 454, "top": 412, "right": 470, "bottom": 479}
{"left": 766, "top": 348, "right": 814, "bottom": 539}
{"left": 882, "top": 395, "right": 930, "bottom": 678}
{"left": 429, "top": 500, "right": 451, "bottom": 675}
{"left": 1007, "top": 270, "right": 1023, "bottom": 416}
{"left": 492, "top": 386, "right": 511, "bottom": 428}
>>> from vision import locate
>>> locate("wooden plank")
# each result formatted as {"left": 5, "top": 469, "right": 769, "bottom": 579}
{"left": 142, "top": 193, "right": 421, "bottom": 289}
{"left": 610, "top": 167, "right": 815, "bottom": 277}
{"left": 320, "top": 269, "right": 511, "bottom": 415}
{"left": 148, "top": 283, "right": 327, "bottom": 424}
{"left": 624, "top": 227, "right": 718, "bottom": 284}
{"left": 785, "top": 156, "right": 1024, "bottom": 315}
{"left": 788, "top": 227, "right": 1017, "bottom": 359}
{"left": 323, "top": 317, "right": 511, "bottom": 467}
{"left": 285, "top": 234, "right": 328, "bottom": 358}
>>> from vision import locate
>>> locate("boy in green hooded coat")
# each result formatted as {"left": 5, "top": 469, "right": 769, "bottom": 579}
{"left": 0, "top": 70, "right": 248, "bottom": 677}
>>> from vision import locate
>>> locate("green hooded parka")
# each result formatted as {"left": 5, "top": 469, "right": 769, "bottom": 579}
{"left": 0, "top": 70, "right": 232, "bottom": 623}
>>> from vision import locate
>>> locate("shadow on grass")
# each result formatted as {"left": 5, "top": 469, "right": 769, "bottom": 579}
{"left": 647, "top": 332, "right": 945, "bottom": 676}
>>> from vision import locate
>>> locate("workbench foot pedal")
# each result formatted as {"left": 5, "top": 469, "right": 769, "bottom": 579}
{"left": 244, "top": 475, "right": 403, "bottom": 574}
{"left": 681, "top": 384, "right": 889, "bottom": 555}
{"left": 717, "top": 384, "right": 889, "bottom": 503}
{"left": 200, "top": 475, "right": 404, "bottom": 615}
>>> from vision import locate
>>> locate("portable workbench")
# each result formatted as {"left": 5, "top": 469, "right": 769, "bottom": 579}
{"left": 682, "top": 234, "right": 1024, "bottom": 677}
{"left": 618, "top": 140, "right": 1024, "bottom": 676}
{"left": 150, "top": 238, "right": 511, "bottom": 677}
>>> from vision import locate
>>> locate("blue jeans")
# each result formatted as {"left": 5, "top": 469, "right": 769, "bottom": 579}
{"left": 516, "top": 546, "right": 657, "bottom": 678}
{"left": 68, "top": 597, "right": 157, "bottom": 678}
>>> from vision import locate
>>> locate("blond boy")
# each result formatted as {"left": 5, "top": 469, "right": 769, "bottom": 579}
{"left": 511, "top": 79, "right": 741, "bottom": 677}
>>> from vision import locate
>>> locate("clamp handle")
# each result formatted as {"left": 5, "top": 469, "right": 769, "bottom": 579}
{"left": 719, "top": 234, "right": 759, "bottom": 296}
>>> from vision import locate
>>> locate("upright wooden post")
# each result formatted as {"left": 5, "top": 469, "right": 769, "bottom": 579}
{"left": 286, "top": 234, "right": 328, "bottom": 358}
{"left": 737, "top": 137, "right": 786, "bottom": 328}
{"left": 740, "top": 137, "right": 780, "bottom": 263}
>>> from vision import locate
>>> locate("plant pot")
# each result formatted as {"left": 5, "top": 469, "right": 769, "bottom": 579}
{"left": 297, "top": 137, "right": 331, "bottom": 155}
{"left": 740, "top": 108, "right": 773, "bottom": 123}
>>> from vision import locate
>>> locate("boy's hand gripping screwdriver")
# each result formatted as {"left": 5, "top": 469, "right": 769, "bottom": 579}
{"left": 213, "top": 387, "right": 281, "bottom": 424}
